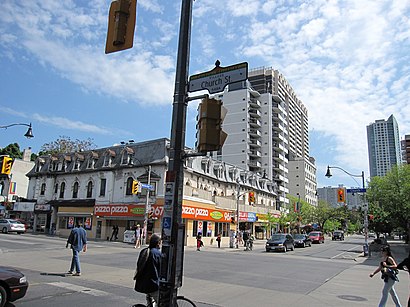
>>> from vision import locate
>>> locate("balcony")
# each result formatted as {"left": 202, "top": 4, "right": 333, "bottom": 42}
{"left": 249, "top": 109, "right": 261, "bottom": 118}
{"left": 249, "top": 119, "right": 261, "bottom": 128}
{"left": 249, "top": 160, "right": 262, "bottom": 169}
{"left": 250, "top": 139, "right": 261, "bottom": 148}
{"left": 272, "top": 122, "right": 284, "bottom": 131}
{"left": 249, "top": 129, "right": 261, "bottom": 138}
{"left": 249, "top": 98, "right": 261, "bottom": 108}
{"left": 249, "top": 150, "right": 262, "bottom": 157}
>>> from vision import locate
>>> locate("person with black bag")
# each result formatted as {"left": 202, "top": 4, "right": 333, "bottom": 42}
{"left": 369, "top": 246, "right": 402, "bottom": 307}
{"left": 133, "top": 234, "right": 161, "bottom": 307}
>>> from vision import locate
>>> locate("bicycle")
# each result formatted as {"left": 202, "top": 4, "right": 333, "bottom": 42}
{"left": 133, "top": 294, "right": 197, "bottom": 307}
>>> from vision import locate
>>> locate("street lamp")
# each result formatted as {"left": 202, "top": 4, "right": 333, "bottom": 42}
{"left": 0, "top": 123, "right": 34, "bottom": 138}
{"left": 130, "top": 157, "right": 152, "bottom": 244}
{"left": 325, "top": 165, "right": 369, "bottom": 256}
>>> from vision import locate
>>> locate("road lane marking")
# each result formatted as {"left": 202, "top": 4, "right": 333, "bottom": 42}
{"left": 331, "top": 245, "right": 361, "bottom": 259}
{"left": 0, "top": 238, "right": 37, "bottom": 245}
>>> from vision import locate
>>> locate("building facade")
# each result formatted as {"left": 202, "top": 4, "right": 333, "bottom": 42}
{"left": 401, "top": 134, "right": 410, "bottom": 164}
{"left": 367, "top": 114, "right": 401, "bottom": 177}
{"left": 25, "top": 138, "right": 279, "bottom": 246}
{"left": 218, "top": 67, "right": 317, "bottom": 208}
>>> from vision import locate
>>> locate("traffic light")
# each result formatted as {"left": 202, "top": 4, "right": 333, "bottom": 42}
{"left": 196, "top": 96, "right": 227, "bottom": 153}
{"left": 337, "top": 188, "right": 345, "bottom": 203}
{"left": 132, "top": 180, "right": 139, "bottom": 194}
{"left": 248, "top": 191, "right": 255, "bottom": 204}
{"left": 1, "top": 157, "right": 13, "bottom": 175}
{"left": 105, "top": 0, "right": 137, "bottom": 54}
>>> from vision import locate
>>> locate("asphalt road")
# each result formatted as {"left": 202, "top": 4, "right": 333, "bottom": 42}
{"left": 0, "top": 233, "right": 369, "bottom": 307}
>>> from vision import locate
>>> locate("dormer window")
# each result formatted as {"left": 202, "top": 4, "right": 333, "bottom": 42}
{"left": 104, "top": 149, "right": 116, "bottom": 167}
{"left": 87, "top": 152, "right": 99, "bottom": 169}
{"left": 121, "top": 147, "right": 134, "bottom": 165}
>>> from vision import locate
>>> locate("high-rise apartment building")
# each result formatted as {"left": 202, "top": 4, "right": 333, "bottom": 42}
{"left": 367, "top": 114, "right": 401, "bottom": 177}
{"left": 401, "top": 134, "right": 410, "bottom": 164}
{"left": 218, "top": 67, "right": 317, "bottom": 207}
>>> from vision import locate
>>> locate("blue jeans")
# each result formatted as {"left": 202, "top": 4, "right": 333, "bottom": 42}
{"left": 70, "top": 249, "right": 81, "bottom": 273}
{"left": 378, "top": 277, "right": 402, "bottom": 307}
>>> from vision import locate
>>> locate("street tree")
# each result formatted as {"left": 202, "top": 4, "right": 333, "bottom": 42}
{"left": 367, "top": 164, "right": 410, "bottom": 243}
{"left": 39, "top": 136, "right": 96, "bottom": 155}
{"left": 0, "top": 143, "right": 22, "bottom": 159}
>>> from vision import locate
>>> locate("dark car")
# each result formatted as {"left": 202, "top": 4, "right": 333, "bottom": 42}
{"left": 0, "top": 266, "right": 29, "bottom": 306}
{"left": 308, "top": 231, "right": 325, "bottom": 244}
{"left": 293, "top": 234, "right": 312, "bottom": 248}
{"left": 332, "top": 230, "right": 344, "bottom": 241}
{"left": 266, "top": 234, "right": 294, "bottom": 252}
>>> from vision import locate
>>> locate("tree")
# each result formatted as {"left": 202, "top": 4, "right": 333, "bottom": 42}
{"left": 0, "top": 143, "right": 23, "bottom": 159}
{"left": 367, "top": 164, "right": 410, "bottom": 243}
{"left": 39, "top": 136, "right": 96, "bottom": 155}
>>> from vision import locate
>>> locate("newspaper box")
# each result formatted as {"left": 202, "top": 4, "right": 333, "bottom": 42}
{"left": 123, "top": 230, "right": 135, "bottom": 243}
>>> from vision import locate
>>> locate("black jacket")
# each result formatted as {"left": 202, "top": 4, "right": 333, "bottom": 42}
{"left": 134, "top": 247, "right": 161, "bottom": 294}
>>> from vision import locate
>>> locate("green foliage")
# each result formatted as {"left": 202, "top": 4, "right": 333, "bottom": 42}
{"left": 367, "top": 164, "right": 410, "bottom": 241}
{"left": 0, "top": 143, "right": 22, "bottom": 158}
{"left": 39, "top": 136, "right": 96, "bottom": 155}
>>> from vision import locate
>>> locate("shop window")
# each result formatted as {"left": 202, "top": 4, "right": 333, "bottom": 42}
{"left": 86, "top": 181, "right": 93, "bottom": 198}
{"left": 192, "top": 221, "right": 210, "bottom": 237}
{"left": 59, "top": 182, "right": 65, "bottom": 198}
{"left": 72, "top": 182, "right": 79, "bottom": 198}
{"left": 125, "top": 177, "right": 133, "bottom": 195}
{"left": 40, "top": 183, "right": 46, "bottom": 196}
{"left": 215, "top": 222, "right": 229, "bottom": 237}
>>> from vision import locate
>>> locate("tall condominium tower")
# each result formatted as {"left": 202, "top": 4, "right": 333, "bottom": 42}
{"left": 367, "top": 114, "right": 401, "bottom": 177}
{"left": 218, "top": 67, "right": 317, "bottom": 208}
{"left": 401, "top": 134, "right": 410, "bottom": 164}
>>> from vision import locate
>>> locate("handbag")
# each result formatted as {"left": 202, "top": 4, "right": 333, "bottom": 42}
{"left": 381, "top": 267, "right": 399, "bottom": 282}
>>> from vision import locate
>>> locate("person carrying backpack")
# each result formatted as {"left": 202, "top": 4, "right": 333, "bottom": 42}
{"left": 133, "top": 233, "right": 162, "bottom": 306}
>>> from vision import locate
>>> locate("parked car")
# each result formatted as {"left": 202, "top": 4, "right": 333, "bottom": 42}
{"left": 332, "top": 230, "right": 344, "bottom": 241}
{"left": 293, "top": 234, "right": 312, "bottom": 247}
{"left": 266, "top": 233, "right": 294, "bottom": 252}
{"left": 0, "top": 219, "right": 26, "bottom": 234}
{"left": 308, "top": 231, "right": 325, "bottom": 244}
{"left": 0, "top": 266, "right": 29, "bottom": 306}
{"left": 368, "top": 232, "right": 376, "bottom": 238}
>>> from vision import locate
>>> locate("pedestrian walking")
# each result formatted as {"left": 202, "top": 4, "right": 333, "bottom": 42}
{"left": 216, "top": 233, "right": 221, "bottom": 248}
{"left": 369, "top": 246, "right": 402, "bottom": 307}
{"left": 110, "top": 225, "right": 118, "bottom": 241}
{"left": 397, "top": 251, "right": 409, "bottom": 307}
{"left": 196, "top": 233, "right": 203, "bottom": 251}
{"left": 66, "top": 221, "right": 87, "bottom": 276}
{"left": 134, "top": 224, "right": 141, "bottom": 249}
{"left": 133, "top": 233, "right": 161, "bottom": 306}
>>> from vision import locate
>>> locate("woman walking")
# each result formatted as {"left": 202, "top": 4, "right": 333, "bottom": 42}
{"left": 369, "top": 246, "right": 402, "bottom": 307}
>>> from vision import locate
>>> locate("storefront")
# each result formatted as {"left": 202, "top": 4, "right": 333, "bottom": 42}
{"left": 33, "top": 203, "right": 52, "bottom": 233}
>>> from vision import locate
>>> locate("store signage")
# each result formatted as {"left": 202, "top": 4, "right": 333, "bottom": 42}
{"left": 181, "top": 205, "right": 231, "bottom": 222}
{"left": 34, "top": 204, "right": 51, "bottom": 212}
{"left": 94, "top": 204, "right": 163, "bottom": 217}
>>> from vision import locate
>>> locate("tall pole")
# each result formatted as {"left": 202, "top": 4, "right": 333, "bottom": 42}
{"left": 236, "top": 181, "right": 240, "bottom": 248}
{"left": 159, "top": 0, "right": 192, "bottom": 306}
{"left": 143, "top": 165, "right": 151, "bottom": 243}
{"left": 362, "top": 171, "right": 369, "bottom": 256}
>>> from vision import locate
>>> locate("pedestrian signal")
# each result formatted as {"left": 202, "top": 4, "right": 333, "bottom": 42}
{"left": 132, "top": 180, "right": 139, "bottom": 194}
{"left": 1, "top": 157, "right": 13, "bottom": 175}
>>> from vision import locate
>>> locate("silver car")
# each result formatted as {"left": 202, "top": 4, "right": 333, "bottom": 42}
{"left": 0, "top": 219, "right": 26, "bottom": 234}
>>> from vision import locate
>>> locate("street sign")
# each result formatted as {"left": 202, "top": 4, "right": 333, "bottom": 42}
{"left": 346, "top": 188, "right": 367, "bottom": 193}
{"left": 189, "top": 61, "right": 248, "bottom": 94}
{"left": 141, "top": 183, "right": 154, "bottom": 190}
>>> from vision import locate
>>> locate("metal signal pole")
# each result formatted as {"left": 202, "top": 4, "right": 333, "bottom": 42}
{"left": 158, "top": 0, "right": 193, "bottom": 306}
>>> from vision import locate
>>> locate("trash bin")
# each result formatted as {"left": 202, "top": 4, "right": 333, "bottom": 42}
{"left": 123, "top": 230, "right": 135, "bottom": 244}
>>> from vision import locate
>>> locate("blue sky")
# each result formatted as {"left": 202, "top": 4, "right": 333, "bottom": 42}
{"left": 1, "top": 0, "right": 409, "bottom": 188}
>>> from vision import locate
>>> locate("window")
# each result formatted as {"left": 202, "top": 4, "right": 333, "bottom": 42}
{"left": 121, "top": 153, "right": 130, "bottom": 165}
{"left": 192, "top": 221, "right": 211, "bottom": 237}
{"left": 54, "top": 183, "right": 58, "bottom": 194}
{"left": 215, "top": 222, "right": 229, "bottom": 237}
{"left": 73, "top": 182, "right": 79, "bottom": 198}
{"left": 87, "top": 158, "right": 95, "bottom": 169}
{"left": 86, "top": 181, "right": 93, "bottom": 198}
{"left": 74, "top": 159, "right": 81, "bottom": 170}
{"left": 100, "top": 178, "right": 106, "bottom": 196}
{"left": 40, "top": 183, "right": 46, "bottom": 196}
{"left": 103, "top": 155, "right": 111, "bottom": 167}
{"left": 59, "top": 182, "right": 65, "bottom": 198}
{"left": 125, "top": 177, "right": 134, "bottom": 195}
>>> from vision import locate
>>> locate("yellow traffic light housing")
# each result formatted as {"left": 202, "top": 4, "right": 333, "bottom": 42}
{"left": 132, "top": 180, "right": 139, "bottom": 194}
{"left": 196, "top": 96, "right": 227, "bottom": 153}
{"left": 248, "top": 191, "right": 255, "bottom": 204}
{"left": 105, "top": 0, "right": 137, "bottom": 54}
{"left": 1, "top": 157, "right": 13, "bottom": 175}
{"left": 337, "top": 188, "right": 345, "bottom": 203}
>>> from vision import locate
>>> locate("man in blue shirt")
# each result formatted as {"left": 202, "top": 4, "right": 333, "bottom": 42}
{"left": 66, "top": 221, "right": 87, "bottom": 276}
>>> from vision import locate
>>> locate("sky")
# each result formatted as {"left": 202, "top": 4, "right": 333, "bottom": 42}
{"left": 1, "top": 0, "right": 409, "bottom": 189}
